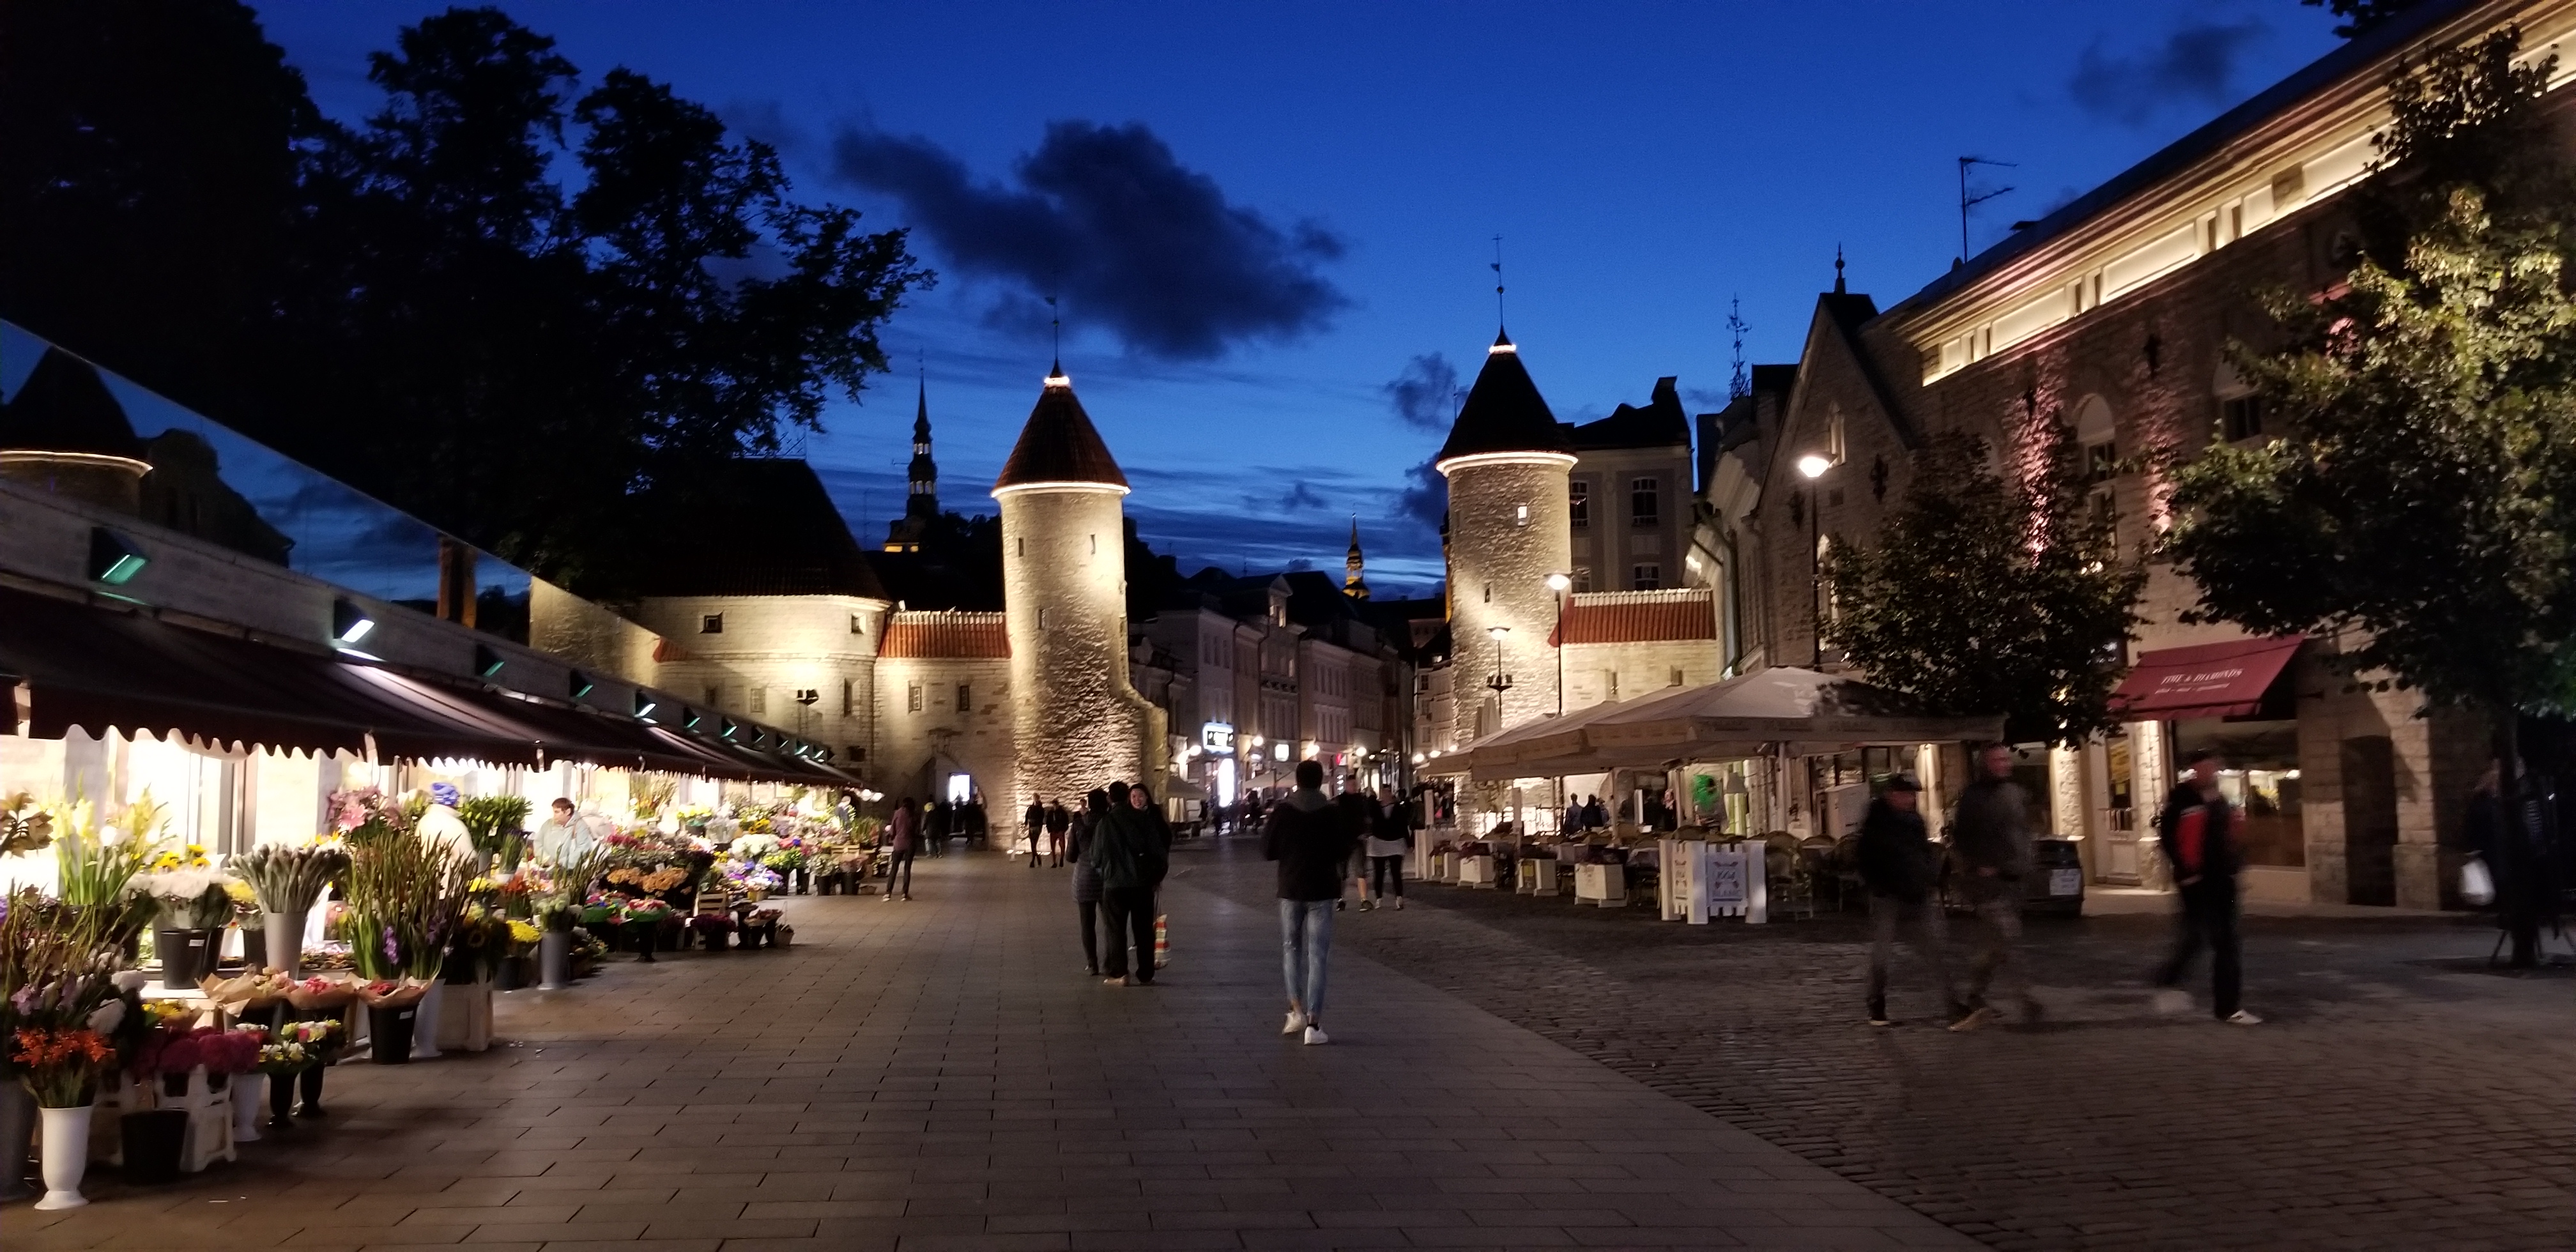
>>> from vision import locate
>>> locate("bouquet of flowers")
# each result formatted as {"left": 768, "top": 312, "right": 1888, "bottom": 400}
{"left": 343, "top": 830, "right": 473, "bottom": 982}
{"left": 447, "top": 908, "right": 515, "bottom": 981}
{"left": 328, "top": 785, "right": 406, "bottom": 847}
{"left": 606, "top": 865, "right": 694, "bottom": 896}
{"left": 231, "top": 841, "right": 351, "bottom": 915}
{"left": 1, "top": 888, "right": 146, "bottom": 1085}
{"left": 505, "top": 919, "right": 543, "bottom": 954}
{"left": 1, "top": 791, "right": 54, "bottom": 857}
{"left": 135, "top": 864, "right": 242, "bottom": 929}
{"left": 456, "top": 795, "right": 533, "bottom": 869}
{"left": 50, "top": 797, "right": 163, "bottom": 942}
{"left": 130, "top": 1023, "right": 257, "bottom": 1078}
{"left": 10, "top": 1027, "right": 118, "bottom": 1106}
{"left": 256, "top": 1018, "right": 343, "bottom": 1074}
{"left": 762, "top": 844, "right": 808, "bottom": 874}
{"left": 197, "top": 968, "right": 293, "bottom": 1016}
{"left": 283, "top": 975, "right": 359, "bottom": 1012}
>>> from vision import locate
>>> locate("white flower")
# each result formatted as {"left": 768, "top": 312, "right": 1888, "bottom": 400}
{"left": 86, "top": 1000, "right": 126, "bottom": 1034}
{"left": 112, "top": 970, "right": 148, "bottom": 993}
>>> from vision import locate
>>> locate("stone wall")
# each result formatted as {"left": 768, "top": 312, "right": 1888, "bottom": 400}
{"left": 1443, "top": 455, "right": 1574, "bottom": 748}
{"left": 1000, "top": 486, "right": 1149, "bottom": 807}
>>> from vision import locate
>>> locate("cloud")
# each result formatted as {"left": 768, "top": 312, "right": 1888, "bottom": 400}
{"left": 1383, "top": 352, "right": 1460, "bottom": 432}
{"left": 829, "top": 119, "right": 1346, "bottom": 360}
{"left": 2069, "top": 19, "right": 2266, "bottom": 126}
{"left": 1396, "top": 457, "right": 1445, "bottom": 531}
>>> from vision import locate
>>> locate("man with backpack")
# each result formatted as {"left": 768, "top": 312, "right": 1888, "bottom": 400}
{"left": 2154, "top": 749, "right": 2260, "bottom": 1025}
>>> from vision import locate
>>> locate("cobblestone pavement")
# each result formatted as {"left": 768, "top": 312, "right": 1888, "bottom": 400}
{"left": 11, "top": 844, "right": 1967, "bottom": 1251}
{"left": 1184, "top": 839, "right": 2576, "bottom": 1252}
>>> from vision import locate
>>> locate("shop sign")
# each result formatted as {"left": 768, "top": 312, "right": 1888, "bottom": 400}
{"left": 1708, "top": 850, "right": 1747, "bottom": 909}
{"left": 1200, "top": 722, "right": 1235, "bottom": 755}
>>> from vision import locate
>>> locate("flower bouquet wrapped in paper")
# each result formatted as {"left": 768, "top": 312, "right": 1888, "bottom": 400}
{"left": 351, "top": 979, "right": 431, "bottom": 1009}
{"left": 282, "top": 975, "right": 360, "bottom": 1012}
{"left": 196, "top": 969, "right": 293, "bottom": 1017}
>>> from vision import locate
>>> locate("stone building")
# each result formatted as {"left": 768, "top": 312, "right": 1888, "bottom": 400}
{"left": 1712, "top": 0, "right": 2576, "bottom": 906}
{"left": 1565, "top": 376, "right": 1694, "bottom": 593}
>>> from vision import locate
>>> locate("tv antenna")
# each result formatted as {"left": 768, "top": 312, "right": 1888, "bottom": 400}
{"left": 1958, "top": 156, "right": 2016, "bottom": 263}
{"left": 1726, "top": 296, "right": 1749, "bottom": 401}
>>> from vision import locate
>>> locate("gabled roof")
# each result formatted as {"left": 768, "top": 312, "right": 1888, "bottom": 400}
{"left": 880, "top": 611, "right": 1010, "bottom": 659}
{"left": 1549, "top": 589, "right": 1718, "bottom": 646}
{"left": 0, "top": 349, "right": 146, "bottom": 459}
{"left": 1567, "top": 376, "right": 1691, "bottom": 451}
{"left": 995, "top": 370, "right": 1128, "bottom": 491}
{"left": 1436, "top": 332, "right": 1571, "bottom": 464}
{"left": 629, "top": 459, "right": 887, "bottom": 599}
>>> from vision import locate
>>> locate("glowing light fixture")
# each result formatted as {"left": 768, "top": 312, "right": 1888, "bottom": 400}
{"left": 88, "top": 528, "right": 147, "bottom": 586}
{"left": 1797, "top": 453, "right": 1834, "bottom": 480}
{"left": 1544, "top": 572, "right": 1572, "bottom": 593}
{"left": 472, "top": 644, "right": 505, "bottom": 678}
{"left": 633, "top": 691, "right": 658, "bottom": 719}
{"left": 568, "top": 670, "right": 595, "bottom": 699}
{"left": 331, "top": 598, "right": 376, "bottom": 645}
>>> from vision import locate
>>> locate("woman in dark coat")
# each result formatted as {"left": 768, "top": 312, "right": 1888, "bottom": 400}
{"left": 1070, "top": 790, "right": 1109, "bottom": 975}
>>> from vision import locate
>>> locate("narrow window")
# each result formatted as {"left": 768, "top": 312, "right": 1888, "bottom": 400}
{"left": 751, "top": 687, "right": 767, "bottom": 715}
{"left": 2221, "top": 395, "right": 2264, "bottom": 441}
{"left": 703, "top": 685, "right": 720, "bottom": 706}
{"left": 2086, "top": 440, "right": 2117, "bottom": 482}
{"left": 840, "top": 679, "right": 855, "bottom": 717}
{"left": 1606, "top": 670, "right": 1620, "bottom": 701}
{"left": 1568, "top": 480, "right": 1590, "bottom": 529}
{"left": 1089, "top": 534, "right": 1098, "bottom": 554}
{"left": 700, "top": 613, "right": 723, "bottom": 634}
{"left": 1514, "top": 502, "right": 1530, "bottom": 527}
{"left": 1630, "top": 477, "right": 1659, "bottom": 527}
{"left": 907, "top": 682, "right": 923, "bottom": 713}
{"left": 1038, "top": 607, "right": 1050, "bottom": 630}
{"left": 1016, "top": 537, "right": 1024, "bottom": 556}
{"left": 955, "top": 683, "right": 972, "bottom": 711}
{"left": 1632, "top": 563, "right": 1660, "bottom": 590}
{"left": 1669, "top": 667, "right": 1685, "bottom": 687}
{"left": 850, "top": 613, "right": 865, "bottom": 636}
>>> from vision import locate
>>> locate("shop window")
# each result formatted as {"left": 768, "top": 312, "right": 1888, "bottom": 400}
{"left": 2221, "top": 395, "right": 2264, "bottom": 441}
{"left": 1630, "top": 477, "right": 1659, "bottom": 527}
{"left": 1632, "top": 563, "right": 1660, "bottom": 590}
{"left": 907, "top": 682, "right": 923, "bottom": 713}
{"left": 1569, "top": 480, "right": 1590, "bottom": 529}
{"left": 700, "top": 613, "right": 723, "bottom": 634}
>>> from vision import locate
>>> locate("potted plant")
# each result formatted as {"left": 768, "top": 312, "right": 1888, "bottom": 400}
{"left": 457, "top": 796, "right": 533, "bottom": 874}
{"left": 135, "top": 851, "right": 236, "bottom": 991}
{"left": 343, "top": 831, "right": 466, "bottom": 1062}
{"left": 231, "top": 841, "right": 349, "bottom": 979}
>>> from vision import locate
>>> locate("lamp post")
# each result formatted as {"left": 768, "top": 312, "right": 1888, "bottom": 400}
{"left": 1544, "top": 572, "right": 1572, "bottom": 715}
{"left": 1797, "top": 454, "right": 1834, "bottom": 668}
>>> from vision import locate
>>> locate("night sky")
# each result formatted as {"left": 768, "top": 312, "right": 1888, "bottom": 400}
{"left": 254, "top": 1, "right": 2340, "bottom": 595}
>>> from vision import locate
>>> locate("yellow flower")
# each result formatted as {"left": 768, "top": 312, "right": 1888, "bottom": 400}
{"left": 224, "top": 880, "right": 257, "bottom": 905}
{"left": 506, "top": 920, "right": 542, "bottom": 945}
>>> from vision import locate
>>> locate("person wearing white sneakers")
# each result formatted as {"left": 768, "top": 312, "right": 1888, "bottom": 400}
{"left": 1265, "top": 760, "right": 1355, "bottom": 1044}
{"left": 2154, "top": 749, "right": 2260, "bottom": 1025}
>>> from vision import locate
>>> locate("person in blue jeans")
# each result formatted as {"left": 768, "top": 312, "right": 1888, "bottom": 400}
{"left": 1263, "top": 759, "right": 1357, "bottom": 1044}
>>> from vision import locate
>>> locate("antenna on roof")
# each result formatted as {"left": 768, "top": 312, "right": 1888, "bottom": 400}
{"left": 1490, "top": 235, "right": 1505, "bottom": 331}
{"left": 1726, "top": 296, "right": 1749, "bottom": 401}
{"left": 1958, "top": 156, "right": 2016, "bottom": 264}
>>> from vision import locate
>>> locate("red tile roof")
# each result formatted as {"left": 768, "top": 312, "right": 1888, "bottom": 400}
{"left": 1551, "top": 590, "right": 1717, "bottom": 646}
{"left": 880, "top": 612, "right": 1011, "bottom": 659}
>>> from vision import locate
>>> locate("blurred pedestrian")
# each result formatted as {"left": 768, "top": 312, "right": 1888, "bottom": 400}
{"left": 1335, "top": 774, "right": 1378, "bottom": 910}
{"left": 1071, "top": 790, "right": 1107, "bottom": 974}
{"left": 1367, "top": 784, "right": 1410, "bottom": 910}
{"left": 923, "top": 798, "right": 951, "bottom": 857}
{"left": 1857, "top": 773, "right": 1959, "bottom": 1027}
{"left": 2466, "top": 760, "right": 2560, "bottom": 969}
{"left": 1024, "top": 797, "right": 1046, "bottom": 869}
{"left": 1949, "top": 744, "right": 2040, "bottom": 1030}
{"left": 2154, "top": 749, "right": 2259, "bottom": 1024}
{"left": 1090, "top": 781, "right": 1167, "bottom": 986}
{"left": 1045, "top": 798, "right": 1071, "bottom": 867}
{"left": 885, "top": 797, "right": 917, "bottom": 902}
{"left": 1266, "top": 760, "right": 1354, "bottom": 1044}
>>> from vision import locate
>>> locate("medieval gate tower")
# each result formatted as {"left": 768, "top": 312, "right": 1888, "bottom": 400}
{"left": 1438, "top": 332, "right": 1576, "bottom": 749}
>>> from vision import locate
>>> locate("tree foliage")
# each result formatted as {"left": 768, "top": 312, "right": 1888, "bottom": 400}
{"left": 2166, "top": 29, "right": 2576, "bottom": 752}
{"left": 2, "top": 3, "right": 926, "bottom": 593}
{"left": 1827, "top": 429, "right": 2146, "bottom": 746}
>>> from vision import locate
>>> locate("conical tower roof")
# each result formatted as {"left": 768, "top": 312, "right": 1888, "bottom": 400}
{"left": 1435, "top": 330, "right": 1569, "bottom": 465}
{"left": 993, "top": 367, "right": 1128, "bottom": 492}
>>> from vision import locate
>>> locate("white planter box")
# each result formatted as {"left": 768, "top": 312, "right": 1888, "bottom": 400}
{"left": 1575, "top": 863, "right": 1626, "bottom": 907}
{"left": 1459, "top": 855, "right": 1498, "bottom": 888}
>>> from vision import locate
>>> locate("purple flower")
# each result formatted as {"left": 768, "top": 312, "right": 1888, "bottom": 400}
{"left": 381, "top": 926, "right": 399, "bottom": 965}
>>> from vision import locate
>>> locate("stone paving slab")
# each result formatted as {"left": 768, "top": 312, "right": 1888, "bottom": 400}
{"left": 9, "top": 844, "right": 1969, "bottom": 1251}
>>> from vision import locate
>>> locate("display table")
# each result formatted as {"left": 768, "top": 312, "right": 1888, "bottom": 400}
{"left": 1517, "top": 857, "right": 1558, "bottom": 894}
{"left": 1575, "top": 862, "right": 1626, "bottom": 908}
{"left": 1458, "top": 854, "right": 1499, "bottom": 888}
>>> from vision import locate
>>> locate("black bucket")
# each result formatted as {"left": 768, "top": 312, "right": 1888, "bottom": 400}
{"left": 120, "top": 1110, "right": 188, "bottom": 1184}
{"left": 156, "top": 928, "right": 213, "bottom": 991}
{"left": 367, "top": 1004, "right": 417, "bottom": 1064}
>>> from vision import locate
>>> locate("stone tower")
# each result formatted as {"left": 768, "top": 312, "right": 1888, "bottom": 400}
{"left": 993, "top": 365, "right": 1153, "bottom": 806}
{"left": 1438, "top": 330, "right": 1575, "bottom": 748}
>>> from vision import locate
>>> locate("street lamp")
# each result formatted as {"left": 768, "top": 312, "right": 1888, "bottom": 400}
{"left": 1484, "top": 625, "right": 1512, "bottom": 697}
{"left": 1544, "top": 572, "right": 1572, "bottom": 715}
{"left": 1797, "top": 454, "right": 1833, "bottom": 668}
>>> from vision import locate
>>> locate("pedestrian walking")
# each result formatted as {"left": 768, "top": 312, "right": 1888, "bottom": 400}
{"left": 1581, "top": 794, "right": 1608, "bottom": 830}
{"left": 1948, "top": 744, "right": 2041, "bottom": 1030}
{"left": 1856, "top": 773, "right": 1960, "bottom": 1027}
{"left": 2154, "top": 749, "right": 2261, "bottom": 1024}
{"left": 922, "top": 798, "right": 950, "bottom": 857}
{"left": 1367, "top": 784, "right": 1409, "bottom": 910}
{"left": 1071, "top": 790, "right": 1107, "bottom": 974}
{"left": 1045, "top": 798, "right": 1071, "bottom": 867}
{"left": 1335, "top": 774, "right": 1377, "bottom": 910}
{"left": 1024, "top": 797, "right": 1046, "bottom": 868}
{"left": 963, "top": 793, "right": 989, "bottom": 849}
{"left": 1089, "top": 781, "right": 1168, "bottom": 986}
{"left": 1265, "top": 760, "right": 1356, "bottom": 1044}
{"left": 884, "top": 797, "right": 917, "bottom": 901}
{"left": 2465, "top": 760, "right": 2560, "bottom": 968}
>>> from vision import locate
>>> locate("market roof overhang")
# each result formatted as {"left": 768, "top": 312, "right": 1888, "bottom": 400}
{"left": 2110, "top": 636, "right": 2306, "bottom": 721}
{"left": 0, "top": 583, "right": 849, "bottom": 786}
{"left": 1458, "top": 666, "right": 2005, "bottom": 782}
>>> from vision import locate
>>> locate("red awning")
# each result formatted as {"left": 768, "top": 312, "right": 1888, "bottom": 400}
{"left": 2112, "top": 636, "right": 2306, "bottom": 721}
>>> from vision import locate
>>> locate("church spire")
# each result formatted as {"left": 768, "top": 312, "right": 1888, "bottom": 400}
{"left": 884, "top": 372, "right": 939, "bottom": 553}
{"left": 1343, "top": 515, "right": 1370, "bottom": 601}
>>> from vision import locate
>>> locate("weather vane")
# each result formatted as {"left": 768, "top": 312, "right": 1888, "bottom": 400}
{"left": 1490, "top": 236, "right": 1506, "bottom": 328}
{"left": 1045, "top": 294, "right": 1061, "bottom": 372}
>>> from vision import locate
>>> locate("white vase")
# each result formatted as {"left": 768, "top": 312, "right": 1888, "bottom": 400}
{"left": 231, "top": 1073, "right": 264, "bottom": 1143}
{"left": 262, "top": 910, "right": 309, "bottom": 977}
{"left": 34, "top": 1103, "right": 93, "bottom": 1210}
{"left": 410, "top": 987, "right": 444, "bottom": 1060}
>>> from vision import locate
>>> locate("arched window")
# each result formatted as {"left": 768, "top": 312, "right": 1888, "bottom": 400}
{"left": 2072, "top": 394, "right": 2117, "bottom": 482}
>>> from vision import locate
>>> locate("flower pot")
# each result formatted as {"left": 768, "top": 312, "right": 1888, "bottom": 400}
{"left": 632, "top": 923, "right": 659, "bottom": 963}
{"left": 410, "top": 988, "right": 444, "bottom": 1060}
{"left": 263, "top": 910, "right": 310, "bottom": 978}
{"left": 267, "top": 1070, "right": 295, "bottom": 1128}
{"left": 157, "top": 927, "right": 215, "bottom": 990}
{"left": 297, "top": 1064, "right": 326, "bottom": 1118}
{"left": 0, "top": 1082, "right": 34, "bottom": 1203}
{"left": 241, "top": 925, "right": 268, "bottom": 971}
{"left": 120, "top": 1109, "right": 188, "bottom": 1185}
{"left": 367, "top": 1004, "right": 417, "bottom": 1064}
{"left": 34, "top": 1103, "right": 94, "bottom": 1210}
{"left": 231, "top": 1073, "right": 264, "bottom": 1143}
{"left": 538, "top": 929, "right": 573, "bottom": 990}
{"left": 494, "top": 955, "right": 526, "bottom": 991}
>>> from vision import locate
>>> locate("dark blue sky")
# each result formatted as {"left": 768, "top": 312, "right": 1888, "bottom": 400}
{"left": 256, "top": 1, "right": 2339, "bottom": 595}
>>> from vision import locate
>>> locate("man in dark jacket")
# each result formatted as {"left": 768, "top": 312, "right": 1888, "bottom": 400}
{"left": 1949, "top": 744, "right": 2039, "bottom": 1030}
{"left": 1024, "top": 798, "right": 1047, "bottom": 869}
{"left": 1044, "top": 798, "right": 1071, "bottom": 867}
{"left": 1264, "top": 760, "right": 1354, "bottom": 1044}
{"left": 1857, "top": 774, "right": 1959, "bottom": 1027}
{"left": 1334, "top": 774, "right": 1379, "bottom": 910}
{"left": 2154, "top": 749, "right": 2259, "bottom": 1024}
{"left": 1089, "top": 781, "right": 1168, "bottom": 986}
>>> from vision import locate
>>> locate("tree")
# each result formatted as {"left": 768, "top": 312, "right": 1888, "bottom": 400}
{"left": 2303, "top": 0, "right": 2424, "bottom": 41}
{"left": 2166, "top": 29, "right": 2576, "bottom": 778}
{"left": 1827, "top": 429, "right": 2145, "bottom": 746}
